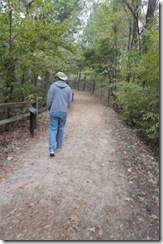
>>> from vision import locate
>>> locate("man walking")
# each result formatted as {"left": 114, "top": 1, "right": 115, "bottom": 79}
{"left": 46, "top": 72, "right": 72, "bottom": 157}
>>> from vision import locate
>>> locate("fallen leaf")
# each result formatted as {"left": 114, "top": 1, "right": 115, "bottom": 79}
{"left": 73, "top": 204, "right": 80, "bottom": 209}
{"left": 150, "top": 214, "right": 159, "bottom": 220}
{"left": 19, "top": 182, "right": 28, "bottom": 188}
{"left": 88, "top": 227, "right": 96, "bottom": 233}
{"left": 0, "top": 175, "right": 6, "bottom": 180}
{"left": 26, "top": 201, "right": 34, "bottom": 208}
{"left": 45, "top": 225, "right": 51, "bottom": 228}
{"left": 7, "top": 156, "right": 13, "bottom": 161}
{"left": 138, "top": 196, "right": 145, "bottom": 202}
{"left": 124, "top": 197, "right": 133, "bottom": 202}
{"left": 69, "top": 214, "right": 79, "bottom": 223}
{"left": 9, "top": 209, "right": 17, "bottom": 215}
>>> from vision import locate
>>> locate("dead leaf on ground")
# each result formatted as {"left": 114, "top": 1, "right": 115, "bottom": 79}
{"left": 73, "top": 203, "right": 80, "bottom": 209}
{"left": 124, "top": 197, "right": 133, "bottom": 202}
{"left": 19, "top": 182, "right": 29, "bottom": 188}
{"left": 150, "top": 214, "right": 159, "bottom": 220}
{"left": 88, "top": 227, "right": 96, "bottom": 233}
{"left": 26, "top": 201, "right": 34, "bottom": 208}
{"left": 0, "top": 175, "right": 6, "bottom": 180}
{"left": 69, "top": 214, "right": 79, "bottom": 223}
{"left": 7, "top": 156, "right": 13, "bottom": 161}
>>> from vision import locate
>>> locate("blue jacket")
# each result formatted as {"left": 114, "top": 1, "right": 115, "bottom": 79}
{"left": 46, "top": 80, "right": 72, "bottom": 113}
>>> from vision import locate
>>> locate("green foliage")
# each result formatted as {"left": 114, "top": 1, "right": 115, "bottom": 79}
{"left": 21, "top": 82, "right": 45, "bottom": 100}
{"left": 0, "top": 0, "right": 83, "bottom": 102}
{"left": 75, "top": 0, "right": 159, "bottom": 146}
{"left": 0, "top": 0, "right": 159, "bottom": 147}
{"left": 113, "top": 82, "right": 159, "bottom": 143}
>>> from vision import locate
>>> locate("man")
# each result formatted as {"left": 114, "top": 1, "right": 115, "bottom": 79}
{"left": 46, "top": 72, "right": 72, "bottom": 157}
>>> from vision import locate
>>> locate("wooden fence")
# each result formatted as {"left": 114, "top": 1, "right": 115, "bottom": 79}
{"left": 0, "top": 93, "right": 74, "bottom": 136}
{"left": 0, "top": 98, "right": 47, "bottom": 136}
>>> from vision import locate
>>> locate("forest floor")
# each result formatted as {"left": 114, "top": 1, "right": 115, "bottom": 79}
{"left": 0, "top": 90, "right": 159, "bottom": 241}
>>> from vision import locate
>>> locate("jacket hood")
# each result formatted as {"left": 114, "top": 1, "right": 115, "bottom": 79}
{"left": 54, "top": 80, "right": 67, "bottom": 88}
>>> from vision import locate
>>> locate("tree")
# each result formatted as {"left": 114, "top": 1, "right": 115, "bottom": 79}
{"left": 75, "top": 0, "right": 159, "bottom": 145}
{"left": 0, "top": 0, "right": 83, "bottom": 103}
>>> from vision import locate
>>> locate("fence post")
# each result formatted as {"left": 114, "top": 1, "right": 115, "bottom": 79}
{"left": 28, "top": 107, "right": 37, "bottom": 137}
{"left": 35, "top": 96, "right": 38, "bottom": 128}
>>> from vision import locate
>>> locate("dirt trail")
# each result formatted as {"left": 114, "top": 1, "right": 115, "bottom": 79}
{"left": 0, "top": 90, "right": 159, "bottom": 240}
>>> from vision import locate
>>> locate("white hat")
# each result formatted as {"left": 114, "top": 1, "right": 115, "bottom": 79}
{"left": 55, "top": 72, "right": 68, "bottom": 81}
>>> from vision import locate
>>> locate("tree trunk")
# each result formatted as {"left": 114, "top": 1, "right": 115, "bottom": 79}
{"left": 146, "top": 0, "right": 157, "bottom": 24}
{"left": 77, "top": 71, "right": 81, "bottom": 90}
{"left": 82, "top": 74, "right": 86, "bottom": 91}
{"left": 92, "top": 80, "right": 96, "bottom": 94}
{"left": 140, "top": 0, "right": 157, "bottom": 55}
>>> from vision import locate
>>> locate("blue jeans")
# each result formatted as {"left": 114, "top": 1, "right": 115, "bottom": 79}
{"left": 49, "top": 112, "right": 67, "bottom": 151}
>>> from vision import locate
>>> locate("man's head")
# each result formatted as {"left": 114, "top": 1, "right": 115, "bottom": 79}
{"left": 55, "top": 72, "right": 68, "bottom": 81}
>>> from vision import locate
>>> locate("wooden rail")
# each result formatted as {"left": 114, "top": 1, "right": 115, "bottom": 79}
{"left": 0, "top": 107, "right": 47, "bottom": 126}
{"left": 0, "top": 94, "right": 73, "bottom": 136}
{"left": 0, "top": 100, "right": 35, "bottom": 109}
{"left": 0, "top": 113, "right": 30, "bottom": 126}
{"left": 0, "top": 98, "right": 47, "bottom": 137}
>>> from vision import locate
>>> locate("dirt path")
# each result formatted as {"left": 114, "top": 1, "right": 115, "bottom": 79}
{"left": 0, "top": 91, "right": 159, "bottom": 240}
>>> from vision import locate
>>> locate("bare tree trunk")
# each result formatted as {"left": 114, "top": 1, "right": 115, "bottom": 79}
{"left": 146, "top": 0, "right": 157, "bottom": 24}
{"left": 4, "top": 7, "right": 15, "bottom": 105}
{"left": 141, "top": 0, "right": 157, "bottom": 54}
{"left": 77, "top": 71, "right": 81, "bottom": 90}
{"left": 92, "top": 80, "right": 96, "bottom": 94}
{"left": 82, "top": 74, "right": 86, "bottom": 91}
{"left": 44, "top": 71, "right": 50, "bottom": 90}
